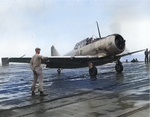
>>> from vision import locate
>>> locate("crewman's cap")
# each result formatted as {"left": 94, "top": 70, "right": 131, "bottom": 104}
{"left": 35, "top": 47, "right": 41, "bottom": 50}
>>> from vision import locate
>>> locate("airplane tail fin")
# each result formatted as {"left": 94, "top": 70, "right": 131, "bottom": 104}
{"left": 51, "top": 46, "right": 60, "bottom": 56}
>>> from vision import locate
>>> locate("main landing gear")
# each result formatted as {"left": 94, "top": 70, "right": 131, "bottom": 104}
{"left": 115, "top": 60, "right": 123, "bottom": 73}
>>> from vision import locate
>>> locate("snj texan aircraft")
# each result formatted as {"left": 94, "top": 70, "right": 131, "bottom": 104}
{"left": 2, "top": 22, "right": 144, "bottom": 76}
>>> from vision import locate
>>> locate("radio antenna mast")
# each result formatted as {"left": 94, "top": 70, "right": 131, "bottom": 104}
{"left": 96, "top": 21, "right": 101, "bottom": 38}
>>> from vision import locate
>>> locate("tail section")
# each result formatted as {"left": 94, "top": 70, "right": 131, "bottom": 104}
{"left": 51, "top": 46, "right": 60, "bottom": 56}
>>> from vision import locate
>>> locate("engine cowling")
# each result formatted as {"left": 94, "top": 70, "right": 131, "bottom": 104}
{"left": 106, "top": 34, "right": 125, "bottom": 55}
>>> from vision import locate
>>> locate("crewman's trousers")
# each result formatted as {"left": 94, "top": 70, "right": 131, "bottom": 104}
{"left": 31, "top": 67, "right": 43, "bottom": 91}
{"left": 145, "top": 55, "right": 149, "bottom": 63}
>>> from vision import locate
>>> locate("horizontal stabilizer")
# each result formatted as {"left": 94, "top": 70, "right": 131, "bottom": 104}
{"left": 51, "top": 46, "right": 60, "bottom": 56}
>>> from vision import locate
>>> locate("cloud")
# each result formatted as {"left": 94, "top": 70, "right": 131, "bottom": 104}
{"left": 0, "top": 0, "right": 52, "bottom": 56}
{"left": 122, "top": 19, "right": 150, "bottom": 47}
{"left": 0, "top": 0, "right": 149, "bottom": 65}
{"left": 108, "top": 0, "right": 150, "bottom": 52}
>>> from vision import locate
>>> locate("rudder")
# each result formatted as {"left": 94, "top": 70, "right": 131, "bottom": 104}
{"left": 51, "top": 46, "right": 60, "bottom": 56}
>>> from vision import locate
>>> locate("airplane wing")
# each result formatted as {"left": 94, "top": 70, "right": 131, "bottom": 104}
{"left": 4, "top": 49, "right": 145, "bottom": 68}
{"left": 8, "top": 56, "right": 98, "bottom": 63}
{"left": 115, "top": 49, "right": 145, "bottom": 58}
{"left": 6, "top": 56, "right": 104, "bottom": 68}
{"left": 47, "top": 49, "right": 146, "bottom": 68}
{"left": 46, "top": 55, "right": 111, "bottom": 68}
{"left": 8, "top": 57, "right": 48, "bottom": 64}
{"left": 8, "top": 58, "right": 31, "bottom": 63}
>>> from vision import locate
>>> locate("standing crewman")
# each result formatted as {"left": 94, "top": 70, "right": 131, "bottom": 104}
{"left": 144, "top": 48, "right": 149, "bottom": 63}
{"left": 30, "top": 47, "right": 49, "bottom": 96}
{"left": 149, "top": 50, "right": 150, "bottom": 62}
{"left": 88, "top": 62, "right": 97, "bottom": 79}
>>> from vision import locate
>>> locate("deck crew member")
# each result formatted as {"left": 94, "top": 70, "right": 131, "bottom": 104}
{"left": 88, "top": 62, "right": 97, "bottom": 78}
{"left": 30, "top": 47, "right": 48, "bottom": 96}
{"left": 144, "top": 48, "right": 149, "bottom": 63}
{"left": 149, "top": 50, "right": 150, "bottom": 62}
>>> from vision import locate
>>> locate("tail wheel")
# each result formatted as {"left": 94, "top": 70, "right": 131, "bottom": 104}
{"left": 115, "top": 64, "right": 123, "bottom": 73}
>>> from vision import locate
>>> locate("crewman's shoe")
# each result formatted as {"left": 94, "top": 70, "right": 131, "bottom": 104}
{"left": 40, "top": 91, "right": 48, "bottom": 96}
{"left": 32, "top": 91, "right": 35, "bottom": 96}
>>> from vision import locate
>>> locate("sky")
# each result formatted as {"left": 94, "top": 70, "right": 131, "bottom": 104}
{"left": 0, "top": 0, "right": 150, "bottom": 65}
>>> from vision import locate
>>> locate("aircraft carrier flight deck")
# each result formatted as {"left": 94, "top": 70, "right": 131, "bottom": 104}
{"left": 0, "top": 62, "right": 149, "bottom": 117}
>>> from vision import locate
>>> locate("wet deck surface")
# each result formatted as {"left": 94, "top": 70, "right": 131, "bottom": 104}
{"left": 0, "top": 62, "right": 149, "bottom": 117}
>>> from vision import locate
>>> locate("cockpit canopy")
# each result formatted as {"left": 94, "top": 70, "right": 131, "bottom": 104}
{"left": 74, "top": 35, "right": 98, "bottom": 50}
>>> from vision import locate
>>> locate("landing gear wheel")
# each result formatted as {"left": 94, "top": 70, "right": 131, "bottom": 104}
{"left": 115, "top": 64, "right": 123, "bottom": 73}
{"left": 57, "top": 69, "right": 61, "bottom": 74}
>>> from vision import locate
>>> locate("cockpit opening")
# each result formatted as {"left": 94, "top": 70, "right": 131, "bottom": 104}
{"left": 74, "top": 35, "right": 98, "bottom": 50}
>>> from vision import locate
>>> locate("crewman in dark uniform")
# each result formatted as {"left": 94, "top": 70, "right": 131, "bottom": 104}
{"left": 88, "top": 62, "right": 97, "bottom": 79}
{"left": 144, "top": 48, "right": 149, "bottom": 63}
{"left": 149, "top": 50, "right": 150, "bottom": 62}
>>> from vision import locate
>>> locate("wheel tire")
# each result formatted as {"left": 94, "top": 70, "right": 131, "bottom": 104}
{"left": 89, "top": 66, "right": 97, "bottom": 76}
{"left": 115, "top": 64, "right": 123, "bottom": 73}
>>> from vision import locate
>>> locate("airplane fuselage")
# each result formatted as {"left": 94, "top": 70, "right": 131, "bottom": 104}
{"left": 65, "top": 34, "right": 125, "bottom": 58}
